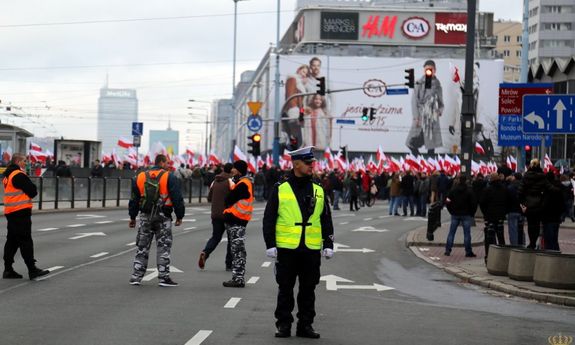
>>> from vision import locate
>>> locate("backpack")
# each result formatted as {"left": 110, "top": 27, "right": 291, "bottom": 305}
{"left": 140, "top": 170, "right": 166, "bottom": 215}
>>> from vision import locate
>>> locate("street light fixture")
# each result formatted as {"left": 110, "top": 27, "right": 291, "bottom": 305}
{"left": 187, "top": 106, "right": 210, "bottom": 157}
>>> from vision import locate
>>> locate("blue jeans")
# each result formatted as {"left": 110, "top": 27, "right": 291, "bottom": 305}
{"left": 445, "top": 215, "right": 473, "bottom": 255}
{"left": 333, "top": 190, "right": 341, "bottom": 210}
{"left": 507, "top": 212, "right": 525, "bottom": 246}
{"left": 543, "top": 222, "right": 560, "bottom": 251}
{"left": 389, "top": 196, "right": 399, "bottom": 215}
{"left": 417, "top": 195, "right": 428, "bottom": 217}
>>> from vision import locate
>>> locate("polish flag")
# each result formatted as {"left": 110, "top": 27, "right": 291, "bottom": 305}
{"left": 335, "top": 150, "right": 347, "bottom": 171}
{"left": 376, "top": 145, "right": 387, "bottom": 164}
{"left": 29, "top": 142, "right": 42, "bottom": 152}
{"left": 471, "top": 160, "right": 480, "bottom": 175}
{"left": 324, "top": 147, "right": 334, "bottom": 169}
{"left": 453, "top": 156, "right": 461, "bottom": 174}
{"left": 389, "top": 156, "right": 401, "bottom": 173}
{"left": 185, "top": 146, "right": 195, "bottom": 157}
{"left": 257, "top": 156, "right": 264, "bottom": 169}
{"left": 208, "top": 151, "right": 221, "bottom": 165}
{"left": 367, "top": 155, "right": 378, "bottom": 173}
{"left": 266, "top": 154, "right": 273, "bottom": 167}
{"left": 405, "top": 154, "right": 420, "bottom": 172}
{"left": 427, "top": 157, "right": 440, "bottom": 172}
{"left": 282, "top": 149, "right": 291, "bottom": 162}
{"left": 543, "top": 154, "right": 556, "bottom": 174}
{"left": 509, "top": 155, "right": 517, "bottom": 172}
{"left": 196, "top": 154, "right": 206, "bottom": 167}
{"left": 248, "top": 156, "right": 257, "bottom": 173}
{"left": 117, "top": 137, "right": 133, "bottom": 149}
{"left": 474, "top": 142, "right": 485, "bottom": 155}
{"left": 233, "top": 145, "right": 247, "bottom": 162}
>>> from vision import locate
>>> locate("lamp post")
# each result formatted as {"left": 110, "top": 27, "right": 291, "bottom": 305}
{"left": 232, "top": 0, "right": 249, "bottom": 159}
{"left": 188, "top": 108, "right": 210, "bottom": 157}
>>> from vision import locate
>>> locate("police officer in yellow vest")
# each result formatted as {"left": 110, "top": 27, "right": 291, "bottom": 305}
{"left": 263, "top": 146, "right": 334, "bottom": 339}
{"left": 2, "top": 153, "right": 49, "bottom": 280}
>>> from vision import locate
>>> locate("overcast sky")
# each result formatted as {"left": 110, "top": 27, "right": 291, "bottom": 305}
{"left": 0, "top": 0, "right": 523, "bottom": 152}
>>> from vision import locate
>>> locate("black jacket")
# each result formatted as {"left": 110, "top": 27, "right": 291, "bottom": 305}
{"left": 262, "top": 171, "right": 334, "bottom": 251}
{"left": 445, "top": 183, "right": 477, "bottom": 216}
{"left": 480, "top": 180, "right": 510, "bottom": 221}
{"left": 128, "top": 167, "right": 185, "bottom": 220}
{"left": 507, "top": 179, "right": 523, "bottom": 214}
{"left": 519, "top": 167, "right": 549, "bottom": 216}
{"left": 542, "top": 181, "right": 564, "bottom": 223}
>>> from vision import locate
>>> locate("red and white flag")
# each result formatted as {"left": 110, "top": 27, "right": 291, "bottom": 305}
{"left": 266, "top": 154, "right": 273, "bottom": 167}
{"left": 208, "top": 151, "right": 221, "bottom": 165}
{"left": 117, "top": 137, "right": 133, "bottom": 149}
{"left": 335, "top": 150, "right": 347, "bottom": 171}
{"left": 29, "top": 142, "right": 42, "bottom": 152}
{"left": 474, "top": 142, "right": 485, "bottom": 155}
{"left": 248, "top": 156, "right": 257, "bottom": 173}
{"left": 324, "top": 147, "right": 334, "bottom": 169}
{"left": 376, "top": 145, "right": 387, "bottom": 164}
{"left": 233, "top": 145, "right": 247, "bottom": 162}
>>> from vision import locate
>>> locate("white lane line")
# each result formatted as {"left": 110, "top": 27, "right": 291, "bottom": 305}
{"left": 202, "top": 212, "right": 211, "bottom": 215}
{"left": 247, "top": 276, "right": 260, "bottom": 284}
{"left": 261, "top": 262, "right": 271, "bottom": 268}
{"left": 185, "top": 330, "right": 213, "bottom": 345}
{"left": 224, "top": 297, "right": 242, "bottom": 308}
{"left": 252, "top": 218, "right": 260, "bottom": 221}
{"left": 363, "top": 218, "right": 373, "bottom": 221}
{"left": 333, "top": 213, "right": 355, "bottom": 218}
{"left": 379, "top": 215, "right": 392, "bottom": 219}
{"left": 126, "top": 242, "right": 136, "bottom": 246}
{"left": 95, "top": 221, "right": 113, "bottom": 224}
{"left": 37, "top": 227, "right": 59, "bottom": 232}
{"left": 185, "top": 227, "right": 197, "bottom": 230}
{"left": 183, "top": 219, "right": 196, "bottom": 222}
{"left": 339, "top": 221, "right": 349, "bottom": 225}
{"left": 121, "top": 218, "right": 131, "bottom": 221}
{"left": 90, "top": 252, "right": 109, "bottom": 258}
{"left": 67, "top": 224, "right": 86, "bottom": 228}
{"left": 47, "top": 266, "right": 64, "bottom": 272}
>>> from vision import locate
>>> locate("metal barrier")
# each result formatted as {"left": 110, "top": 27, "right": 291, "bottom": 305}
{"left": 0, "top": 176, "right": 209, "bottom": 210}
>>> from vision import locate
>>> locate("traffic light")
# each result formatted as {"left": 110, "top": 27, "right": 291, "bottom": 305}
{"left": 369, "top": 107, "right": 376, "bottom": 121}
{"left": 299, "top": 106, "right": 305, "bottom": 122}
{"left": 248, "top": 133, "right": 261, "bottom": 157}
{"left": 404, "top": 68, "right": 414, "bottom": 88}
{"left": 424, "top": 67, "right": 433, "bottom": 89}
{"left": 525, "top": 144, "right": 532, "bottom": 162}
{"left": 361, "top": 107, "right": 369, "bottom": 121}
{"left": 316, "top": 77, "right": 326, "bottom": 96}
{"left": 340, "top": 146, "right": 347, "bottom": 160}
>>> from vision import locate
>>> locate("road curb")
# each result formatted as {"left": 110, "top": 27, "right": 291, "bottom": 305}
{"left": 405, "top": 225, "right": 483, "bottom": 248}
{"left": 408, "top": 244, "right": 575, "bottom": 307}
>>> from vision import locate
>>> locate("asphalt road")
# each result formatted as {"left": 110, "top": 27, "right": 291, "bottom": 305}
{"left": 0, "top": 202, "right": 574, "bottom": 345}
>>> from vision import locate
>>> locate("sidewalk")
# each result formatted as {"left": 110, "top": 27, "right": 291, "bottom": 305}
{"left": 406, "top": 218, "right": 575, "bottom": 307}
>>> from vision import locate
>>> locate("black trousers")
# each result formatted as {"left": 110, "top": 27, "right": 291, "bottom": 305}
{"left": 349, "top": 195, "right": 359, "bottom": 211}
{"left": 3, "top": 211, "right": 36, "bottom": 269}
{"left": 526, "top": 215, "right": 542, "bottom": 249}
{"left": 484, "top": 219, "right": 505, "bottom": 259}
{"left": 275, "top": 248, "right": 321, "bottom": 328}
{"left": 203, "top": 219, "right": 232, "bottom": 268}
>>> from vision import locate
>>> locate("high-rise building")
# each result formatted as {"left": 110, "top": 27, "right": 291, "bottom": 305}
{"left": 97, "top": 88, "right": 138, "bottom": 154}
{"left": 527, "top": 0, "right": 575, "bottom": 66}
{"left": 493, "top": 20, "right": 522, "bottom": 82}
{"left": 210, "top": 99, "right": 233, "bottom": 159}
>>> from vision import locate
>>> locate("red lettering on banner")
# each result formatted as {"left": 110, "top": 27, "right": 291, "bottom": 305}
{"left": 362, "top": 15, "right": 398, "bottom": 39}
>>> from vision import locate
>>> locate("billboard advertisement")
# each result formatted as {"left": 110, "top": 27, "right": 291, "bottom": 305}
{"left": 274, "top": 55, "right": 504, "bottom": 154}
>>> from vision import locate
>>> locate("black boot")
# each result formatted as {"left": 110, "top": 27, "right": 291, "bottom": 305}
{"left": 3, "top": 268, "right": 23, "bottom": 279}
{"left": 296, "top": 325, "right": 320, "bottom": 339}
{"left": 275, "top": 324, "right": 291, "bottom": 338}
{"left": 28, "top": 267, "right": 50, "bottom": 280}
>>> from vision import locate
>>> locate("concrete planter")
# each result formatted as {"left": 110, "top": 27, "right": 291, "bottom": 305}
{"left": 486, "top": 245, "right": 523, "bottom": 276}
{"left": 533, "top": 253, "right": 575, "bottom": 290}
{"left": 507, "top": 248, "right": 538, "bottom": 281}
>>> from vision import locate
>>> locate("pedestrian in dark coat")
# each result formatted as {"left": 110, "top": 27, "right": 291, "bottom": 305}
{"left": 519, "top": 159, "right": 551, "bottom": 249}
{"left": 542, "top": 173, "right": 564, "bottom": 251}
{"left": 480, "top": 173, "right": 510, "bottom": 260}
{"left": 444, "top": 175, "right": 477, "bottom": 257}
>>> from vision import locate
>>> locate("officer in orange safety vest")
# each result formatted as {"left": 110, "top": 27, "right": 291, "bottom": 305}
{"left": 222, "top": 160, "right": 253, "bottom": 288}
{"left": 128, "top": 154, "right": 185, "bottom": 287}
{"left": 2, "top": 153, "right": 49, "bottom": 280}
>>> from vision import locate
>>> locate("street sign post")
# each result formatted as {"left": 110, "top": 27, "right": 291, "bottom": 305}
{"left": 132, "top": 135, "right": 141, "bottom": 148}
{"left": 247, "top": 115, "right": 263, "bottom": 132}
{"left": 522, "top": 95, "right": 574, "bottom": 134}
{"left": 132, "top": 122, "right": 143, "bottom": 136}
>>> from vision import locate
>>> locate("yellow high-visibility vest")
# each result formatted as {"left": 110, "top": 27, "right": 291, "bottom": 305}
{"left": 276, "top": 182, "right": 324, "bottom": 250}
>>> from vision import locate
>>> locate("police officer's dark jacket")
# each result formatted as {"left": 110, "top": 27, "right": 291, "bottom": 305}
{"left": 128, "top": 166, "right": 185, "bottom": 220}
{"left": 263, "top": 171, "right": 334, "bottom": 251}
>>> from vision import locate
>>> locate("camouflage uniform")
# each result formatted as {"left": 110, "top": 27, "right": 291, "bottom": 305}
{"left": 131, "top": 213, "right": 173, "bottom": 280}
{"left": 226, "top": 223, "right": 246, "bottom": 284}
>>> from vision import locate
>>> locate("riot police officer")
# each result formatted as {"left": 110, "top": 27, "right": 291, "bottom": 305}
{"left": 262, "top": 146, "right": 334, "bottom": 339}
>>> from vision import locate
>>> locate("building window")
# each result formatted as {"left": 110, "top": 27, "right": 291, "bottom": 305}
{"left": 529, "top": 24, "right": 538, "bottom": 34}
{"left": 543, "top": 23, "right": 572, "bottom": 31}
{"left": 541, "top": 40, "right": 574, "bottom": 48}
{"left": 517, "top": 36, "right": 522, "bottom": 43}
{"left": 516, "top": 50, "right": 521, "bottom": 57}
{"left": 504, "top": 50, "right": 510, "bottom": 57}
{"left": 529, "top": 7, "right": 539, "bottom": 17}
{"left": 504, "top": 35, "right": 511, "bottom": 42}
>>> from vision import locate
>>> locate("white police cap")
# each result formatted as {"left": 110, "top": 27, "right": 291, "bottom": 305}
{"left": 288, "top": 146, "right": 316, "bottom": 162}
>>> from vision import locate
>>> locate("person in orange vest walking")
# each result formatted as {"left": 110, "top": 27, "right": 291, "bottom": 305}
{"left": 128, "top": 154, "right": 185, "bottom": 287}
{"left": 2, "top": 153, "right": 49, "bottom": 280}
{"left": 222, "top": 160, "right": 253, "bottom": 288}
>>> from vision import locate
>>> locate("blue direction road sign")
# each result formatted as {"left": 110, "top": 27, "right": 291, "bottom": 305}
{"left": 247, "top": 115, "right": 263, "bottom": 132}
{"left": 386, "top": 88, "right": 409, "bottom": 95}
{"left": 522, "top": 95, "right": 574, "bottom": 134}
{"left": 132, "top": 122, "right": 144, "bottom": 136}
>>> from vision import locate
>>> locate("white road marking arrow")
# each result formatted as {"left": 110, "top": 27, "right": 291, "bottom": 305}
{"left": 333, "top": 243, "right": 375, "bottom": 253}
{"left": 320, "top": 274, "right": 394, "bottom": 292}
{"left": 142, "top": 266, "right": 183, "bottom": 281}
{"left": 525, "top": 111, "right": 545, "bottom": 129}
{"left": 554, "top": 100, "right": 566, "bottom": 129}
{"left": 68, "top": 232, "right": 106, "bottom": 240}
{"left": 352, "top": 226, "right": 389, "bottom": 233}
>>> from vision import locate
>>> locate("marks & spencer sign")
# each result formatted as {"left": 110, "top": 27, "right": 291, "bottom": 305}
{"left": 320, "top": 12, "right": 359, "bottom": 40}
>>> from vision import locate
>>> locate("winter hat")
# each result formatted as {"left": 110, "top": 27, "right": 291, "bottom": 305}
{"left": 233, "top": 160, "right": 248, "bottom": 176}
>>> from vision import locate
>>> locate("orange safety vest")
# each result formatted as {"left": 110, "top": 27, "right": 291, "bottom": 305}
{"left": 223, "top": 177, "right": 253, "bottom": 221}
{"left": 3, "top": 170, "right": 33, "bottom": 215}
{"left": 136, "top": 169, "right": 173, "bottom": 207}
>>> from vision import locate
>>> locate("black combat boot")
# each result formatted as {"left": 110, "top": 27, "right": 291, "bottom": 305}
{"left": 275, "top": 324, "right": 291, "bottom": 338}
{"left": 3, "top": 267, "right": 23, "bottom": 279}
{"left": 28, "top": 267, "right": 50, "bottom": 280}
{"left": 296, "top": 325, "right": 320, "bottom": 339}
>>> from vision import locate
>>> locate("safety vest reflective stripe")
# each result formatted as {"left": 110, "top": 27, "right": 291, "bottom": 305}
{"left": 223, "top": 177, "right": 253, "bottom": 221}
{"left": 3, "top": 170, "right": 33, "bottom": 215}
{"left": 276, "top": 182, "right": 324, "bottom": 250}
{"left": 136, "top": 169, "right": 173, "bottom": 206}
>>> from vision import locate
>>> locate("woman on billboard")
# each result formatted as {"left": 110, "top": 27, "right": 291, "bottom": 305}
{"left": 302, "top": 94, "right": 331, "bottom": 150}
{"left": 405, "top": 60, "right": 444, "bottom": 155}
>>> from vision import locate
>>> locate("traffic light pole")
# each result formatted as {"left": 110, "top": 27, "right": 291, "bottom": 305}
{"left": 459, "top": 0, "right": 477, "bottom": 178}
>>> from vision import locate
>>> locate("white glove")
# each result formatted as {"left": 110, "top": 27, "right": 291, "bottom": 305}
{"left": 266, "top": 247, "right": 277, "bottom": 258}
{"left": 323, "top": 248, "right": 334, "bottom": 259}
